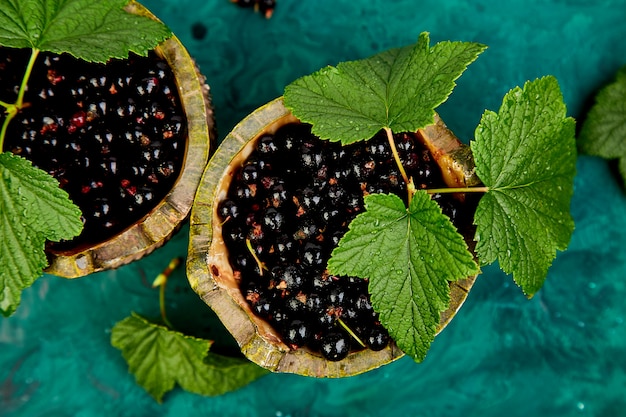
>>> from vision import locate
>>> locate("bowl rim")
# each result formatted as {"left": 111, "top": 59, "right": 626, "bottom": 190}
{"left": 187, "top": 97, "right": 477, "bottom": 377}
{"left": 44, "top": 1, "right": 215, "bottom": 278}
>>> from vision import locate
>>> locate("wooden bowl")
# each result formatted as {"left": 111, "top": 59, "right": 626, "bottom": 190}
{"left": 187, "top": 97, "right": 478, "bottom": 377}
{"left": 44, "top": 2, "right": 215, "bottom": 278}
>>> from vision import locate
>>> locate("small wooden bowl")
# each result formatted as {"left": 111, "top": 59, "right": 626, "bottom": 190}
{"left": 187, "top": 97, "right": 478, "bottom": 377}
{"left": 44, "top": 2, "right": 215, "bottom": 278}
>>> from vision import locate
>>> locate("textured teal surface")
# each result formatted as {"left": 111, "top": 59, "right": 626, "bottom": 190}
{"left": 2, "top": 0, "right": 626, "bottom": 416}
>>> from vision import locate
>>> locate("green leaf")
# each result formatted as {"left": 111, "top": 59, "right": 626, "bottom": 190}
{"left": 283, "top": 32, "right": 486, "bottom": 145}
{"left": 111, "top": 313, "right": 269, "bottom": 402}
{"left": 0, "top": 152, "right": 83, "bottom": 316}
{"left": 471, "top": 76, "right": 577, "bottom": 296}
{"left": 0, "top": 0, "right": 172, "bottom": 62}
{"left": 578, "top": 65, "right": 626, "bottom": 186}
{"left": 327, "top": 192, "right": 479, "bottom": 362}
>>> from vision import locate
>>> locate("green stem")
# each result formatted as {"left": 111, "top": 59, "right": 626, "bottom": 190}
{"left": 337, "top": 318, "right": 366, "bottom": 348}
{"left": 0, "top": 113, "right": 13, "bottom": 151}
{"left": 426, "top": 186, "right": 490, "bottom": 194}
{"left": 17, "top": 48, "right": 39, "bottom": 108}
{"left": 384, "top": 127, "right": 416, "bottom": 204}
{"left": 0, "top": 48, "right": 40, "bottom": 151}
{"left": 246, "top": 238, "right": 266, "bottom": 276}
{"left": 154, "top": 257, "right": 181, "bottom": 329}
{"left": 159, "top": 279, "right": 174, "bottom": 329}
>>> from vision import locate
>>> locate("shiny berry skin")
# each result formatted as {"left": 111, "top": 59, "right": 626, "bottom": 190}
{"left": 320, "top": 331, "right": 351, "bottom": 361}
{"left": 283, "top": 319, "right": 312, "bottom": 348}
{"left": 261, "top": 207, "right": 286, "bottom": 233}
{"left": 256, "top": 133, "right": 279, "bottom": 159}
{"left": 300, "top": 242, "right": 325, "bottom": 270}
{"left": 218, "top": 199, "right": 242, "bottom": 222}
{"left": 273, "top": 264, "right": 306, "bottom": 292}
{"left": 365, "top": 325, "right": 390, "bottom": 351}
{"left": 241, "top": 162, "right": 261, "bottom": 185}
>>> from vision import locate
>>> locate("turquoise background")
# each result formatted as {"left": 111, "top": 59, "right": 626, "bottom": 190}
{"left": 2, "top": 0, "right": 626, "bottom": 416}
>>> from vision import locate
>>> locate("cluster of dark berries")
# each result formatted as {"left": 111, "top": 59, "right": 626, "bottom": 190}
{"left": 0, "top": 47, "right": 187, "bottom": 250}
{"left": 232, "top": 0, "right": 276, "bottom": 18}
{"left": 218, "top": 122, "right": 473, "bottom": 361}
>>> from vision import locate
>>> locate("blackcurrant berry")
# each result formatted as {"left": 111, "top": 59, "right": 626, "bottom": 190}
{"left": 256, "top": 133, "right": 279, "bottom": 159}
{"left": 283, "top": 319, "right": 312, "bottom": 347}
{"left": 261, "top": 207, "right": 286, "bottom": 234}
{"left": 365, "top": 325, "right": 390, "bottom": 351}
{"left": 320, "top": 331, "right": 351, "bottom": 361}
{"left": 300, "top": 242, "right": 325, "bottom": 270}
{"left": 218, "top": 199, "right": 241, "bottom": 222}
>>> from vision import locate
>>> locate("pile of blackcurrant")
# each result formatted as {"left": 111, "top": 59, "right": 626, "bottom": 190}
{"left": 232, "top": 0, "right": 276, "bottom": 19}
{"left": 218, "top": 122, "right": 474, "bottom": 361}
{"left": 0, "top": 47, "right": 187, "bottom": 251}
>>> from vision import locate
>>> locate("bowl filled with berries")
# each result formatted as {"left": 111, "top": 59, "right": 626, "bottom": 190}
{"left": 0, "top": 0, "right": 214, "bottom": 316}
{"left": 188, "top": 96, "right": 479, "bottom": 376}
{"left": 187, "top": 34, "right": 577, "bottom": 376}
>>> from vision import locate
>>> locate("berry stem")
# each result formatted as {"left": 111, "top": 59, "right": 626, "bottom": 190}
{"left": 384, "top": 127, "right": 416, "bottom": 204}
{"left": 0, "top": 48, "right": 40, "bottom": 151}
{"left": 246, "top": 238, "right": 266, "bottom": 276}
{"left": 337, "top": 318, "right": 366, "bottom": 348}
{"left": 152, "top": 257, "right": 182, "bottom": 329}
{"left": 426, "top": 186, "right": 489, "bottom": 194}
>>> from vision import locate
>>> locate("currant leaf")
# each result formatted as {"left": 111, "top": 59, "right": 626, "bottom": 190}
{"left": 111, "top": 313, "right": 269, "bottom": 402}
{"left": 578, "top": 65, "right": 626, "bottom": 187}
{"left": 283, "top": 32, "right": 486, "bottom": 145}
{"left": 0, "top": 0, "right": 172, "bottom": 62}
{"left": 0, "top": 152, "right": 83, "bottom": 316}
{"left": 327, "top": 192, "right": 479, "bottom": 362}
{"left": 471, "top": 76, "right": 577, "bottom": 297}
